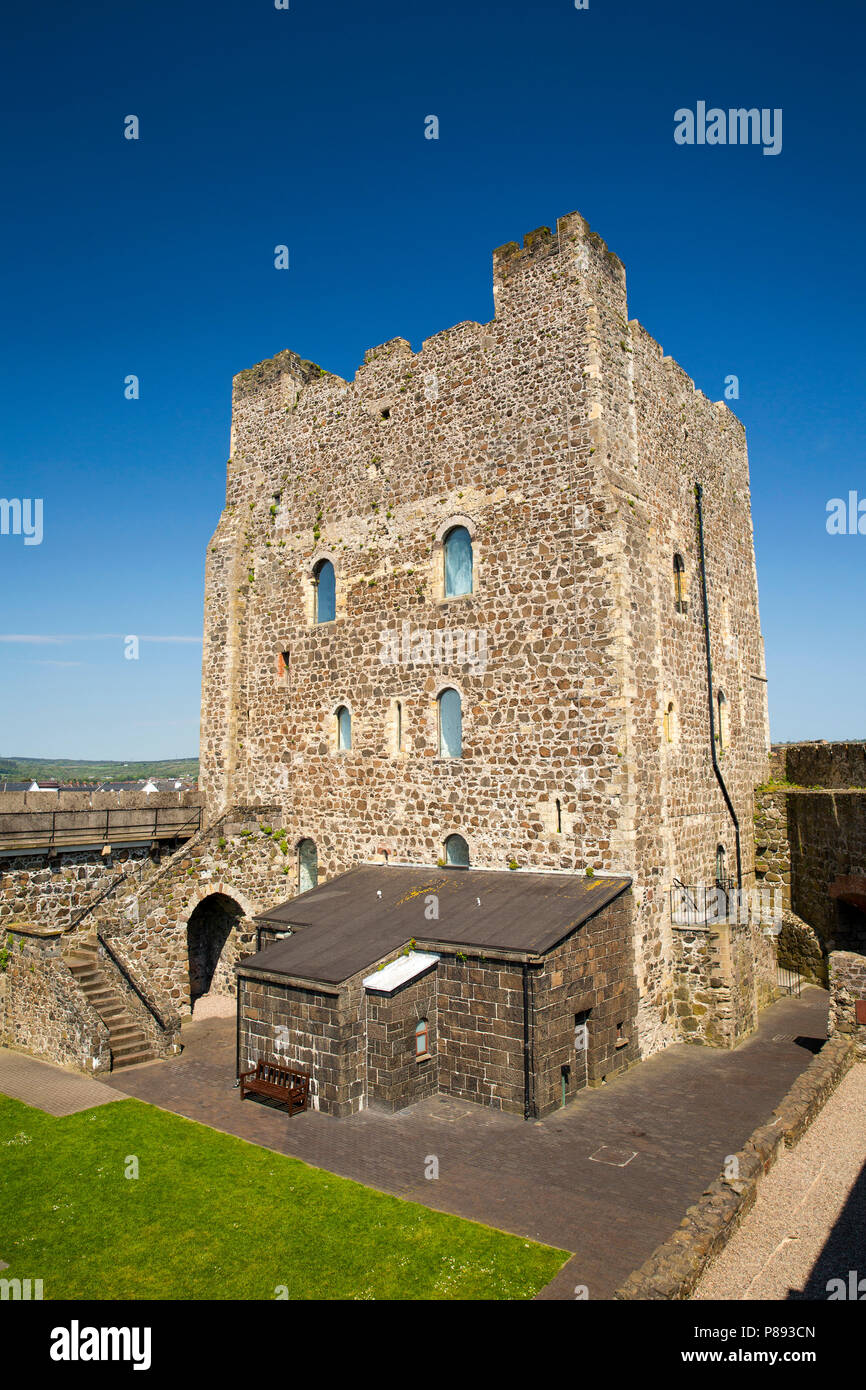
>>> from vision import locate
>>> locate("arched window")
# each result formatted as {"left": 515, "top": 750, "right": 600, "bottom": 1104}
{"left": 673, "top": 554, "right": 687, "bottom": 614}
{"left": 314, "top": 559, "right": 336, "bottom": 624}
{"left": 443, "top": 526, "right": 473, "bottom": 598}
{"left": 663, "top": 700, "right": 677, "bottom": 744}
{"left": 415, "top": 1019, "right": 429, "bottom": 1058}
{"left": 716, "top": 689, "right": 728, "bottom": 750}
{"left": 336, "top": 705, "right": 352, "bottom": 751}
{"left": 555, "top": 797, "right": 562, "bottom": 834}
{"left": 298, "top": 839, "right": 318, "bottom": 894}
{"left": 395, "top": 700, "right": 403, "bottom": 753}
{"left": 438, "top": 688, "right": 462, "bottom": 757}
{"left": 444, "top": 833, "right": 469, "bottom": 867}
{"left": 715, "top": 844, "right": 727, "bottom": 889}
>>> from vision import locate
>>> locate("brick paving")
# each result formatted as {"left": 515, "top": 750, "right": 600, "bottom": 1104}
{"left": 0, "top": 1049, "right": 127, "bottom": 1117}
{"left": 94, "top": 987, "right": 830, "bottom": 1299}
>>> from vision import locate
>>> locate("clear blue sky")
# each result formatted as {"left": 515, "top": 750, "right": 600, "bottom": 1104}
{"left": 1, "top": 0, "right": 863, "bottom": 758}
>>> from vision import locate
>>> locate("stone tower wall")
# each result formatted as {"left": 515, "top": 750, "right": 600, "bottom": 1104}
{"left": 199, "top": 207, "right": 771, "bottom": 1055}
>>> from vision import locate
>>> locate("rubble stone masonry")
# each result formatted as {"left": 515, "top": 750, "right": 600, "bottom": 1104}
{"left": 755, "top": 742, "right": 866, "bottom": 982}
{"left": 200, "top": 208, "right": 771, "bottom": 1055}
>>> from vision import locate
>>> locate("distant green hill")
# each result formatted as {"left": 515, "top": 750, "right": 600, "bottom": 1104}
{"left": 0, "top": 757, "right": 199, "bottom": 784}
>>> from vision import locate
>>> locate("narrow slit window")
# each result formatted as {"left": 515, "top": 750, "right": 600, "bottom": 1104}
{"left": 298, "top": 839, "right": 318, "bottom": 894}
{"left": 336, "top": 705, "right": 352, "bottom": 751}
{"left": 717, "top": 689, "right": 728, "bottom": 750}
{"left": 673, "top": 554, "right": 687, "bottom": 614}
{"left": 664, "top": 701, "right": 677, "bottom": 744}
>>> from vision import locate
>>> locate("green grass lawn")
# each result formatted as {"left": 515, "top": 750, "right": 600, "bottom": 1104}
{"left": 0, "top": 1095, "right": 568, "bottom": 1300}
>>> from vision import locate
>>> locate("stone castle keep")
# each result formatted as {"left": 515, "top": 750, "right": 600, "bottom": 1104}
{"left": 12, "top": 206, "right": 862, "bottom": 1116}
{"left": 201, "top": 206, "right": 774, "bottom": 1073}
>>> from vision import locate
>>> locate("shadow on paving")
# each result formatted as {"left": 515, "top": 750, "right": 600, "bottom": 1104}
{"left": 789, "top": 1152, "right": 866, "bottom": 1301}
{"left": 104, "top": 987, "right": 830, "bottom": 1301}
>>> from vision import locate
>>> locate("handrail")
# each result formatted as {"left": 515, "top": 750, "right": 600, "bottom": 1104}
{"left": 671, "top": 877, "right": 699, "bottom": 913}
{"left": 67, "top": 871, "right": 130, "bottom": 931}
{"left": 96, "top": 929, "right": 178, "bottom": 1034}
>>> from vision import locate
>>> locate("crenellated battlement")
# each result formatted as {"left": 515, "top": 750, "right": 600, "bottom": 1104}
{"left": 492, "top": 210, "right": 625, "bottom": 289}
{"left": 231, "top": 208, "right": 633, "bottom": 424}
{"left": 232, "top": 348, "right": 336, "bottom": 403}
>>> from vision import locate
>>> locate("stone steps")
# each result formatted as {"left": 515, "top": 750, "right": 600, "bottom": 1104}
{"left": 65, "top": 946, "right": 156, "bottom": 1071}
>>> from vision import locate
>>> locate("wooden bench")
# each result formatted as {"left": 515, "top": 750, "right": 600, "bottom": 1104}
{"left": 239, "top": 1059, "right": 311, "bottom": 1116}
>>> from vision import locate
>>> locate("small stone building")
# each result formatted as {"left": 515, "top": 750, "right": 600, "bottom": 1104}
{"left": 237, "top": 864, "right": 635, "bottom": 1118}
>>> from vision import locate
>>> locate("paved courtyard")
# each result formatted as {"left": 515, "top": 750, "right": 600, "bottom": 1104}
{"left": 96, "top": 987, "right": 830, "bottom": 1299}
{"left": 0, "top": 1049, "right": 127, "bottom": 1117}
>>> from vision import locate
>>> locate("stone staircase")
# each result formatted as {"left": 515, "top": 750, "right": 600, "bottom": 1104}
{"left": 64, "top": 939, "right": 156, "bottom": 1070}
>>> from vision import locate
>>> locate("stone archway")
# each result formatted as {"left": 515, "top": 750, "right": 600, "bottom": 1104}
{"left": 186, "top": 892, "right": 245, "bottom": 1008}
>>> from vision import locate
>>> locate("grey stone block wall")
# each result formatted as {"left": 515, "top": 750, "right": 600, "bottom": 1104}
{"left": 237, "top": 890, "right": 636, "bottom": 1119}
{"left": 366, "top": 972, "right": 438, "bottom": 1111}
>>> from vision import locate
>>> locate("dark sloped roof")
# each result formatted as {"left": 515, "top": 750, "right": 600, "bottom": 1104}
{"left": 241, "top": 865, "right": 631, "bottom": 986}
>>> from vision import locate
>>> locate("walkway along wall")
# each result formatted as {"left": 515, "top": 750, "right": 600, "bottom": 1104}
{"left": 0, "top": 789, "right": 201, "bottom": 928}
{"left": 0, "top": 806, "right": 303, "bottom": 1071}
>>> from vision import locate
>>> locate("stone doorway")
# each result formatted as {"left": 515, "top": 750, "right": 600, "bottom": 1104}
{"left": 836, "top": 897, "right": 866, "bottom": 952}
{"left": 186, "top": 893, "right": 244, "bottom": 1008}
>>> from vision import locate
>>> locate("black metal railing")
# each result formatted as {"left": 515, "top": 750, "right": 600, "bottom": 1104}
{"left": 776, "top": 962, "right": 803, "bottom": 997}
{"left": 670, "top": 878, "right": 739, "bottom": 927}
{"left": 67, "top": 871, "right": 131, "bottom": 932}
{"left": 96, "top": 930, "right": 179, "bottom": 1033}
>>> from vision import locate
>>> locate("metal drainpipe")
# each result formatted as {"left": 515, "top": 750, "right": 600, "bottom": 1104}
{"left": 695, "top": 482, "right": 742, "bottom": 890}
{"left": 522, "top": 963, "right": 533, "bottom": 1120}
